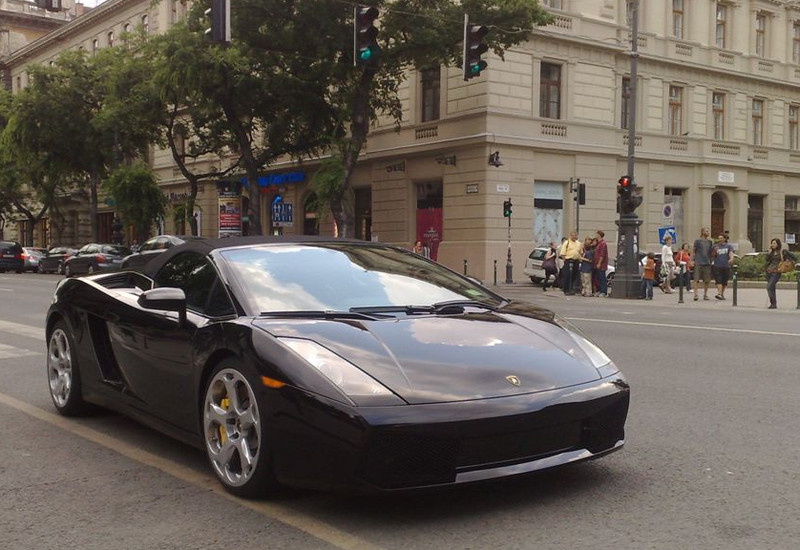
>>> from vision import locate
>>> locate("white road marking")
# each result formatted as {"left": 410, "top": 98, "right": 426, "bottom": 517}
{"left": 568, "top": 317, "right": 800, "bottom": 338}
{"left": 0, "top": 319, "right": 46, "bottom": 341}
{"left": 0, "top": 343, "right": 40, "bottom": 359}
{"left": 0, "top": 391, "right": 385, "bottom": 550}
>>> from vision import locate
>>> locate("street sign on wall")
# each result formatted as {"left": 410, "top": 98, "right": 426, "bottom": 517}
{"left": 272, "top": 202, "right": 293, "bottom": 227}
{"left": 658, "top": 226, "right": 677, "bottom": 245}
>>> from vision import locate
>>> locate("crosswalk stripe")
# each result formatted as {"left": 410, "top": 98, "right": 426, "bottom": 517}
{"left": 0, "top": 342, "right": 41, "bottom": 360}
{"left": 0, "top": 319, "right": 46, "bottom": 341}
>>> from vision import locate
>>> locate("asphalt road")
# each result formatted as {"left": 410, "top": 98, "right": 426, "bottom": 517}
{"left": 1, "top": 273, "right": 799, "bottom": 550}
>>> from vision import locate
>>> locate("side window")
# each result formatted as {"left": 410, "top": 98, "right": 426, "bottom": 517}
{"left": 154, "top": 252, "right": 233, "bottom": 316}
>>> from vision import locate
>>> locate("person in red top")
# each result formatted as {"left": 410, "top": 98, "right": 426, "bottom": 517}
{"left": 642, "top": 251, "right": 656, "bottom": 300}
{"left": 593, "top": 230, "right": 609, "bottom": 297}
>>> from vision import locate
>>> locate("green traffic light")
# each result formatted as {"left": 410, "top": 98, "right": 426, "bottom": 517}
{"left": 359, "top": 47, "right": 373, "bottom": 61}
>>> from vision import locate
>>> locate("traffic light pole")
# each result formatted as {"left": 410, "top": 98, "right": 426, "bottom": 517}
{"left": 506, "top": 204, "right": 513, "bottom": 284}
{"left": 613, "top": 0, "right": 642, "bottom": 299}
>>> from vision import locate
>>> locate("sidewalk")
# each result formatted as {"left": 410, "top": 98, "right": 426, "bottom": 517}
{"left": 494, "top": 282, "right": 800, "bottom": 311}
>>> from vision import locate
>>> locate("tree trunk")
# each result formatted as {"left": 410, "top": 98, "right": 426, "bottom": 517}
{"left": 90, "top": 174, "right": 99, "bottom": 242}
{"left": 336, "top": 67, "right": 377, "bottom": 239}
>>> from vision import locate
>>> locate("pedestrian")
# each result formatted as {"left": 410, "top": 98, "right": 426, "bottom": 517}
{"left": 660, "top": 235, "right": 676, "bottom": 293}
{"left": 593, "top": 230, "right": 609, "bottom": 297}
{"left": 674, "top": 243, "right": 692, "bottom": 291}
{"left": 580, "top": 237, "right": 595, "bottom": 296}
{"left": 559, "top": 231, "right": 583, "bottom": 296}
{"left": 642, "top": 251, "right": 656, "bottom": 300}
{"left": 692, "top": 227, "right": 713, "bottom": 301}
{"left": 413, "top": 240, "right": 430, "bottom": 258}
{"left": 764, "top": 238, "right": 798, "bottom": 309}
{"left": 711, "top": 233, "right": 734, "bottom": 300}
{"left": 541, "top": 242, "right": 559, "bottom": 291}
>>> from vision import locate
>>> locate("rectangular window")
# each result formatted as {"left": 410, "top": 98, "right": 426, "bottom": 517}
{"left": 621, "top": 77, "right": 631, "bottom": 130}
{"left": 794, "top": 24, "right": 800, "bottom": 64}
{"left": 542, "top": 0, "right": 562, "bottom": 7}
{"left": 715, "top": 4, "right": 727, "bottom": 48}
{"left": 540, "top": 63, "right": 562, "bottom": 119}
{"left": 712, "top": 92, "right": 725, "bottom": 140}
{"left": 790, "top": 106, "right": 799, "bottom": 150}
{"left": 669, "top": 86, "right": 683, "bottom": 136}
{"left": 673, "top": 0, "right": 684, "bottom": 39}
{"left": 626, "top": 1, "right": 635, "bottom": 27}
{"left": 752, "top": 99, "right": 763, "bottom": 145}
{"left": 420, "top": 67, "right": 440, "bottom": 123}
{"left": 755, "top": 14, "right": 766, "bottom": 57}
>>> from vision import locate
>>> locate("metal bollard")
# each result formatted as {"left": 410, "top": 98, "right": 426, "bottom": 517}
{"left": 731, "top": 264, "right": 738, "bottom": 307}
{"left": 463, "top": 259, "right": 468, "bottom": 276}
{"left": 678, "top": 264, "right": 684, "bottom": 304}
{"left": 796, "top": 264, "right": 800, "bottom": 309}
{"left": 493, "top": 260, "right": 497, "bottom": 286}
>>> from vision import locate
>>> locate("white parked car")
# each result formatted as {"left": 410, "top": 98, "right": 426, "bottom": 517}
{"left": 524, "top": 246, "right": 615, "bottom": 285}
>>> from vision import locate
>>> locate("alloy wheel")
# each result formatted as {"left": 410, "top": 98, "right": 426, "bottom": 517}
{"left": 203, "top": 368, "right": 262, "bottom": 488}
{"left": 48, "top": 328, "right": 73, "bottom": 408}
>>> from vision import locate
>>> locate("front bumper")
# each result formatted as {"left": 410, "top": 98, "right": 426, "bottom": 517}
{"left": 269, "top": 373, "right": 629, "bottom": 492}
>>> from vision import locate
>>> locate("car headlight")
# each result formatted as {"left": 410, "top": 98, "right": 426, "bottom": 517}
{"left": 280, "top": 338, "right": 395, "bottom": 401}
{"left": 554, "top": 318, "right": 619, "bottom": 378}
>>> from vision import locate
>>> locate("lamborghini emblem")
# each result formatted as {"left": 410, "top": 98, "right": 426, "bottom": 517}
{"left": 505, "top": 375, "right": 521, "bottom": 387}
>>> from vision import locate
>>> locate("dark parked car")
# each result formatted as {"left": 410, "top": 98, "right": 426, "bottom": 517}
{"left": 46, "top": 237, "right": 629, "bottom": 497}
{"left": 38, "top": 246, "right": 78, "bottom": 274}
{"left": 22, "top": 247, "right": 47, "bottom": 272}
{"left": 121, "top": 235, "right": 203, "bottom": 271}
{"left": 63, "top": 243, "right": 130, "bottom": 277}
{"left": 0, "top": 241, "right": 24, "bottom": 273}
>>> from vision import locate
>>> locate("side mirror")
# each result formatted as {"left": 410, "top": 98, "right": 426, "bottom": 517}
{"left": 138, "top": 287, "right": 187, "bottom": 325}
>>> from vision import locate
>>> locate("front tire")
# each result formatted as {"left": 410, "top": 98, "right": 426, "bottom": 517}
{"left": 64, "top": 264, "right": 72, "bottom": 278}
{"left": 47, "top": 321, "right": 90, "bottom": 416}
{"left": 202, "top": 360, "right": 276, "bottom": 497}
{"left": 87, "top": 264, "right": 95, "bottom": 274}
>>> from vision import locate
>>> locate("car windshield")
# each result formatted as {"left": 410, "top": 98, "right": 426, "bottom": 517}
{"left": 220, "top": 243, "right": 503, "bottom": 313}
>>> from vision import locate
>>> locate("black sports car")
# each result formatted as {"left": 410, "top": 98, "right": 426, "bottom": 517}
{"left": 45, "top": 237, "right": 629, "bottom": 496}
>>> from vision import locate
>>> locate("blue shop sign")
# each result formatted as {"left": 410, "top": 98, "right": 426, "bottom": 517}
{"left": 240, "top": 171, "right": 306, "bottom": 189}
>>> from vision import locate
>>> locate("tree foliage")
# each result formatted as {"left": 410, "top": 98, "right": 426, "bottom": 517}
{"left": 103, "top": 164, "right": 166, "bottom": 243}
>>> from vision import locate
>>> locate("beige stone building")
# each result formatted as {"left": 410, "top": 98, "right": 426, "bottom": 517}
{"left": 3, "top": 0, "right": 800, "bottom": 282}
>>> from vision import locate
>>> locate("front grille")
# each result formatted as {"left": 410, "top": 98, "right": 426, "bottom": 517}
{"left": 358, "top": 433, "right": 459, "bottom": 489}
{"left": 458, "top": 422, "right": 582, "bottom": 470}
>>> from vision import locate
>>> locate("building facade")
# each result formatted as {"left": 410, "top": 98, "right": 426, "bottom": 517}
{"left": 3, "top": 0, "right": 800, "bottom": 282}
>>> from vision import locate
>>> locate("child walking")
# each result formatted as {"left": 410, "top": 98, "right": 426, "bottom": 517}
{"left": 642, "top": 251, "right": 656, "bottom": 300}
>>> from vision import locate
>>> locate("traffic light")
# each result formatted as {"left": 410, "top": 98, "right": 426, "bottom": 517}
{"left": 577, "top": 183, "right": 586, "bottom": 205}
{"left": 354, "top": 6, "right": 379, "bottom": 66}
{"left": 36, "top": 0, "right": 60, "bottom": 11}
{"left": 463, "top": 18, "right": 489, "bottom": 81}
{"left": 204, "top": 0, "right": 231, "bottom": 44}
{"left": 503, "top": 199, "right": 513, "bottom": 218}
{"left": 617, "top": 175, "right": 643, "bottom": 215}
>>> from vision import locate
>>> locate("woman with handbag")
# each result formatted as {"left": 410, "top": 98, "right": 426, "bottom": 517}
{"left": 764, "top": 238, "right": 797, "bottom": 309}
{"left": 542, "top": 243, "right": 559, "bottom": 291}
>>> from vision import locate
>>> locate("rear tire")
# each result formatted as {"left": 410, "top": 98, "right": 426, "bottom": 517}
{"left": 202, "top": 359, "right": 277, "bottom": 498}
{"left": 87, "top": 264, "right": 95, "bottom": 274}
{"left": 64, "top": 264, "right": 72, "bottom": 278}
{"left": 47, "top": 321, "right": 91, "bottom": 416}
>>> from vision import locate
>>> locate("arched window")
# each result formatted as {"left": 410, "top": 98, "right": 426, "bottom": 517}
{"left": 92, "top": 39, "right": 99, "bottom": 55}
{"left": 107, "top": 31, "right": 114, "bottom": 47}
{"left": 141, "top": 15, "right": 149, "bottom": 33}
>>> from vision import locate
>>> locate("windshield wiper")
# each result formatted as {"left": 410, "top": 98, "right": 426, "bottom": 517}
{"left": 259, "top": 310, "right": 384, "bottom": 321}
{"left": 349, "top": 305, "right": 435, "bottom": 315}
{"left": 431, "top": 299, "right": 499, "bottom": 314}
{"left": 350, "top": 301, "right": 500, "bottom": 316}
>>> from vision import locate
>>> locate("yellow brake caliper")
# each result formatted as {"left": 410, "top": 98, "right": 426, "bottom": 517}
{"left": 218, "top": 397, "right": 230, "bottom": 444}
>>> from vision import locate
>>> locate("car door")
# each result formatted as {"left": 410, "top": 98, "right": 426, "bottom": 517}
{"left": 107, "top": 251, "right": 233, "bottom": 431}
{"left": 73, "top": 244, "right": 96, "bottom": 274}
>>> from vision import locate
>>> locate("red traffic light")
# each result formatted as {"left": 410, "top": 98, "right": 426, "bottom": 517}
{"left": 618, "top": 175, "right": 632, "bottom": 187}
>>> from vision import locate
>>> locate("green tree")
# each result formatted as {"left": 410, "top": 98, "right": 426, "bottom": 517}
{"left": 3, "top": 36, "right": 163, "bottom": 242}
{"left": 103, "top": 164, "right": 166, "bottom": 243}
{"left": 208, "top": 0, "right": 550, "bottom": 237}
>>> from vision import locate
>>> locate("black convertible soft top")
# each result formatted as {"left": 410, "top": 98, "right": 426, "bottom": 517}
{"left": 141, "top": 235, "right": 374, "bottom": 279}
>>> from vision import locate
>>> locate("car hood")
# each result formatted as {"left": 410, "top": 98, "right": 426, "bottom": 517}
{"left": 253, "top": 305, "right": 601, "bottom": 405}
